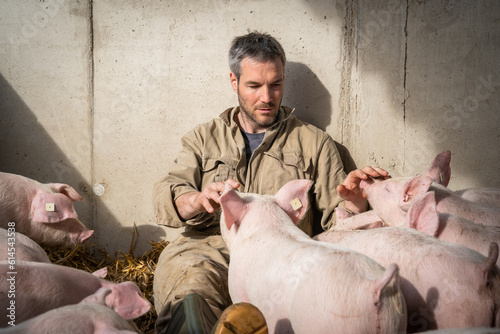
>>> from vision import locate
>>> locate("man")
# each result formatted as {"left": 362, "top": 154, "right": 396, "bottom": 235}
{"left": 153, "top": 31, "right": 387, "bottom": 333}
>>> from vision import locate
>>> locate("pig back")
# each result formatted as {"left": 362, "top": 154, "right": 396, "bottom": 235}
{"left": 0, "top": 229, "right": 50, "bottom": 263}
{"left": 228, "top": 237, "right": 407, "bottom": 334}
{"left": 0, "top": 173, "right": 40, "bottom": 229}
{"left": 287, "top": 246, "right": 406, "bottom": 334}
{"left": 0, "top": 261, "right": 103, "bottom": 327}
{"left": 316, "top": 227, "right": 500, "bottom": 331}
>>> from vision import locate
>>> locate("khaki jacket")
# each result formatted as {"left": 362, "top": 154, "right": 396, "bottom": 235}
{"left": 153, "top": 106, "right": 351, "bottom": 235}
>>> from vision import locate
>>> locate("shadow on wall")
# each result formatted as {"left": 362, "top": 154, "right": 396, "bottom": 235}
{"left": 283, "top": 62, "right": 357, "bottom": 173}
{"left": 0, "top": 73, "right": 165, "bottom": 252}
{"left": 284, "top": 62, "right": 332, "bottom": 132}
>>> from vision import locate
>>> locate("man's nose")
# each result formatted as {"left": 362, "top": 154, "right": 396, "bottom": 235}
{"left": 260, "top": 85, "right": 271, "bottom": 103}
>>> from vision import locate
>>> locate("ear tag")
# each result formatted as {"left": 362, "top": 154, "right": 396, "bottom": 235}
{"left": 46, "top": 203, "right": 55, "bottom": 212}
{"left": 290, "top": 198, "right": 303, "bottom": 211}
{"left": 440, "top": 172, "right": 445, "bottom": 184}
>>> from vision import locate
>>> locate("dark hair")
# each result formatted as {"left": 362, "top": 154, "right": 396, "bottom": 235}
{"left": 228, "top": 31, "right": 286, "bottom": 80}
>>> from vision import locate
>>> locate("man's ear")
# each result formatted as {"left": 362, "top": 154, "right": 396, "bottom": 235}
{"left": 230, "top": 72, "right": 238, "bottom": 93}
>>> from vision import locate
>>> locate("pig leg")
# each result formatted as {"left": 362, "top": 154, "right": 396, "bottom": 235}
{"left": 153, "top": 230, "right": 230, "bottom": 333}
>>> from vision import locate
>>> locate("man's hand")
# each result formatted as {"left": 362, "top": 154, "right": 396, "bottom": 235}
{"left": 337, "top": 166, "right": 389, "bottom": 213}
{"left": 175, "top": 179, "right": 240, "bottom": 221}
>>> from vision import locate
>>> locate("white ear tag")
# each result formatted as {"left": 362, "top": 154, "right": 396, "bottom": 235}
{"left": 290, "top": 198, "right": 303, "bottom": 211}
{"left": 46, "top": 203, "right": 55, "bottom": 212}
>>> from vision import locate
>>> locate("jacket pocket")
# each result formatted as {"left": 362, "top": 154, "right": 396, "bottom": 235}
{"left": 264, "top": 151, "right": 313, "bottom": 180}
{"left": 201, "top": 157, "right": 238, "bottom": 183}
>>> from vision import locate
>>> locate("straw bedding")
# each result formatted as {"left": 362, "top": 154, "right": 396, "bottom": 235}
{"left": 43, "top": 226, "right": 167, "bottom": 334}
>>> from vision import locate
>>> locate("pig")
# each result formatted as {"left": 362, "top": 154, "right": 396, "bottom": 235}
{"left": 220, "top": 179, "right": 407, "bottom": 334}
{"left": 0, "top": 260, "right": 151, "bottom": 327}
{"left": 1, "top": 288, "right": 141, "bottom": 334}
{"left": 360, "top": 150, "right": 500, "bottom": 228}
{"left": 361, "top": 174, "right": 500, "bottom": 228}
{"left": 404, "top": 191, "right": 500, "bottom": 264}
{"left": 455, "top": 188, "right": 500, "bottom": 208}
{"left": 314, "top": 227, "right": 500, "bottom": 332}
{"left": 0, "top": 172, "right": 94, "bottom": 247}
{"left": 0, "top": 228, "right": 50, "bottom": 263}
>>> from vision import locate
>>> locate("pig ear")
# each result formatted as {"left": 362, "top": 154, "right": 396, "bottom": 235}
{"left": 92, "top": 267, "right": 108, "bottom": 278}
{"left": 220, "top": 187, "right": 247, "bottom": 231}
{"left": 426, "top": 150, "right": 451, "bottom": 187}
{"left": 31, "top": 192, "right": 79, "bottom": 223}
{"left": 273, "top": 180, "right": 313, "bottom": 225}
{"left": 50, "top": 183, "right": 84, "bottom": 202}
{"left": 107, "top": 282, "right": 151, "bottom": 319}
{"left": 400, "top": 175, "right": 433, "bottom": 210}
{"left": 405, "top": 191, "right": 439, "bottom": 237}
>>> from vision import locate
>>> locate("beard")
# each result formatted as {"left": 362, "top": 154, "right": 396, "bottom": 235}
{"left": 237, "top": 94, "right": 281, "bottom": 130}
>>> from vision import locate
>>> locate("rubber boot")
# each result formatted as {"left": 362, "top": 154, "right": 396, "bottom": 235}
{"left": 162, "top": 293, "right": 218, "bottom": 334}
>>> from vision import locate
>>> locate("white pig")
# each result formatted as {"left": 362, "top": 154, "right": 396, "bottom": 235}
{"left": 314, "top": 227, "right": 500, "bottom": 332}
{"left": 0, "top": 228, "right": 50, "bottom": 263}
{"left": 0, "top": 172, "right": 94, "bottom": 247}
{"left": 0, "top": 261, "right": 151, "bottom": 327}
{"left": 360, "top": 150, "right": 500, "bottom": 228}
{"left": 220, "top": 179, "right": 407, "bottom": 334}
{"left": 405, "top": 191, "right": 500, "bottom": 264}
{"left": 1, "top": 287, "right": 141, "bottom": 333}
{"left": 361, "top": 174, "right": 500, "bottom": 228}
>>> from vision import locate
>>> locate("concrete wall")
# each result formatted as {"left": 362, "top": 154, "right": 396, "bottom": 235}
{"left": 1, "top": 0, "right": 499, "bottom": 255}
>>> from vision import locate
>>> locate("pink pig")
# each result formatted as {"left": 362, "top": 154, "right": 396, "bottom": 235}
{"left": 361, "top": 175, "right": 500, "bottom": 228}
{"left": 2, "top": 288, "right": 140, "bottom": 333}
{"left": 405, "top": 191, "right": 500, "bottom": 264}
{"left": 0, "top": 228, "right": 50, "bottom": 263}
{"left": 0, "top": 172, "right": 94, "bottom": 247}
{"left": 314, "top": 227, "right": 500, "bottom": 332}
{"left": 220, "top": 180, "right": 407, "bottom": 334}
{"left": 360, "top": 150, "right": 500, "bottom": 228}
{"left": 0, "top": 261, "right": 151, "bottom": 327}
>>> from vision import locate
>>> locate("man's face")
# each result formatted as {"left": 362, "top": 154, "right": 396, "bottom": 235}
{"left": 230, "top": 57, "right": 285, "bottom": 133}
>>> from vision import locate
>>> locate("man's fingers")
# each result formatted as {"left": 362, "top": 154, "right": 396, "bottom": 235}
{"left": 225, "top": 178, "right": 240, "bottom": 189}
{"left": 360, "top": 166, "right": 389, "bottom": 179}
{"left": 337, "top": 184, "right": 349, "bottom": 197}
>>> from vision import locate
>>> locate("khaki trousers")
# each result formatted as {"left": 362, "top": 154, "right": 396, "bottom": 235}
{"left": 153, "top": 229, "right": 231, "bottom": 332}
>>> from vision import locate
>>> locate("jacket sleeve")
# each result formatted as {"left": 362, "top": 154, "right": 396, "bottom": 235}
{"left": 313, "top": 134, "right": 348, "bottom": 231}
{"left": 152, "top": 130, "right": 217, "bottom": 228}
